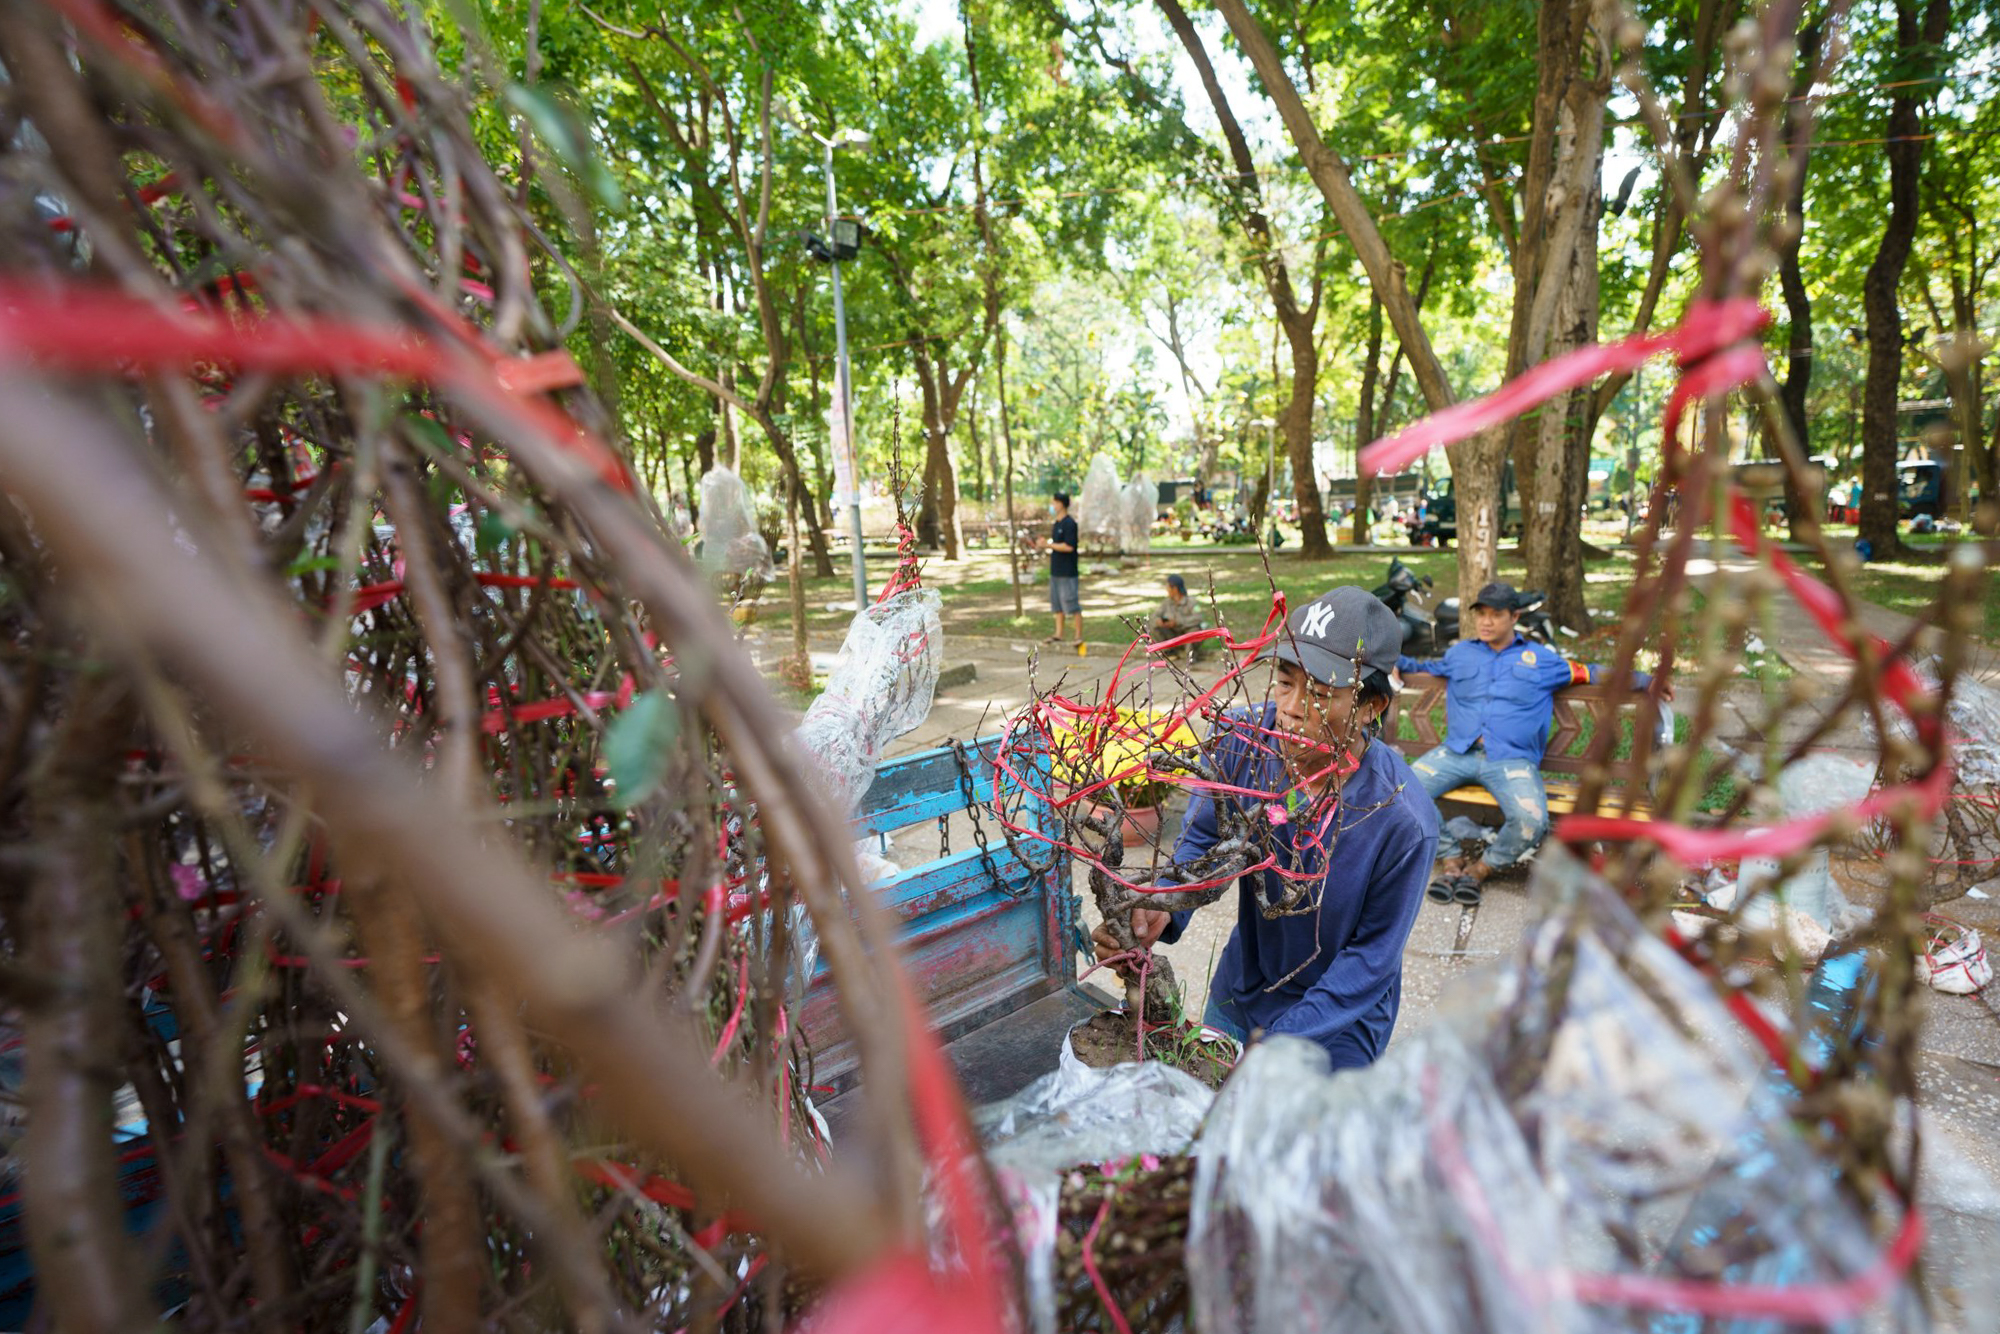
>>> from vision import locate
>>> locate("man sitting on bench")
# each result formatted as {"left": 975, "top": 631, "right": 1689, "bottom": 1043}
{"left": 1397, "top": 581, "right": 1667, "bottom": 907}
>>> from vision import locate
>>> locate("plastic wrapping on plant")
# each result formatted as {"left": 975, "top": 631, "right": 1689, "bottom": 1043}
{"left": 1079, "top": 452, "right": 1124, "bottom": 548}
{"left": 793, "top": 588, "right": 945, "bottom": 819}
{"left": 1191, "top": 1030, "right": 1573, "bottom": 1334}
{"left": 1185, "top": 849, "right": 1927, "bottom": 1333}
{"left": 697, "top": 465, "right": 774, "bottom": 581}
{"left": 975, "top": 1060, "right": 1216, "bottom": 1334}
{"left": 1121, "top": 474, "right": 1155, "bottom": 555}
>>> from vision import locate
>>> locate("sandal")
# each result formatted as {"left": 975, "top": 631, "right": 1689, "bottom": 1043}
{"left": 1426, "top": 876, "right": 1458, "bottom": 905}
{"left": 1451, "top": 876, "right": 1484, "bottom": 906}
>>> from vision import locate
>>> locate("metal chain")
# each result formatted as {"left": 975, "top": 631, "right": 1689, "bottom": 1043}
{"left": 937, "top": 809, "right": 951, "bottom": 859}
{"left": 950, "top": 738, "right": 1026, "bottom": 898}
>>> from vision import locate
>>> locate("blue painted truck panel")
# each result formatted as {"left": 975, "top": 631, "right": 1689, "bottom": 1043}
{"left": 800, "top": 734, "right": 1078, "bottom": 1094}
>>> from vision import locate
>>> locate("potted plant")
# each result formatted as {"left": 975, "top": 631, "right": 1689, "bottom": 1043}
{"left": 1051, "top": 708, "right": 1196, "bottom": 848}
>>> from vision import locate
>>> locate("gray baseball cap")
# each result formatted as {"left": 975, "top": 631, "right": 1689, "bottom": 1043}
{"left": 1261, "top": 586, "right": 1403, "bottom": 687}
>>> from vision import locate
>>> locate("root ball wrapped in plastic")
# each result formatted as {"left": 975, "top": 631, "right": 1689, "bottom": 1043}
{"left": 978, "top": 1060, "right": 1216, "bottom": 1334}
{"left": 1080, "top": 453, "right": 1123, "bottom": 552}
{"left": 698, "top": 465, "right": 772, "bottom": 581}
{"left": 1486, "top": 850, "right": 1919, "bottom": 1329}
{"left": 793, "top": 589, "right": 945, "bottom": 817}
{"left": 1190, "top": 1030, "right": 1570, "bottom": 1334}
{"left": 1122, "top": 474, "right": 1155, "bottom": 555}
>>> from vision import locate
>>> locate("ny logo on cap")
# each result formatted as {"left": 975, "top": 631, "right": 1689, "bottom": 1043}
{"left": 1300, "top": 602, "right": 1334, "bottom": 639}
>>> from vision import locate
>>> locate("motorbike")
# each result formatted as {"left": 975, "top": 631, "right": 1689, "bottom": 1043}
{"left": 1372, "top": 559, "right": 1554, "bottom": 657}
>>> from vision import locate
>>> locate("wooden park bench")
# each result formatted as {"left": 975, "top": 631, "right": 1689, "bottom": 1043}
{"left": 1384, "top": 672, "right": 1668, "bottom": 824}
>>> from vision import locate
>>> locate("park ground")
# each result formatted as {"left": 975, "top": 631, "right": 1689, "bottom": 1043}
{"left": 743, "top": 532, "right": 2000, "bottom": 1316}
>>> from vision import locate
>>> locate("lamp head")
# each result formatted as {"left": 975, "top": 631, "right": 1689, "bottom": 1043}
{"left": 830, "top": 218, "right": 863, "bottom": 260}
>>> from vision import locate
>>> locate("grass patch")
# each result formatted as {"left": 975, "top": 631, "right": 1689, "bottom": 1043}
{"left": 1848, "top": 554, "right": 2000, "bottom": 643}
{"left": 1693, "top": 747, "right": 1740, "bottom": 814}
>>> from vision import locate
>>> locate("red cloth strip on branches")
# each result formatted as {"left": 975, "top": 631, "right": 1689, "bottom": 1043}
{"left": 347, "top": 570, "right": 582, "bottom": 616}
{"left": 0, "top": 283, "right": 630, "bottom": 491}
{"left": 875, "top": 521, "right": 924, "bottom": 604}
{"left": 989, "top": 596, "right": 1358, "bottom": 896}
{"left": 6, "top": 149, "right": 1000, "bottom": 1334}
{"left": 1342, "top": 296, "right": 1951, "bottom": 861}
{"left": 1357, "top": 299, "right": 1768, "bottom": 477}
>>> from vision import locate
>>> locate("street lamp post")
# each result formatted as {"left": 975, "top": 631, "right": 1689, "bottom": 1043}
{"left": 806, "top": 126, "right": 871, "bottom": 611}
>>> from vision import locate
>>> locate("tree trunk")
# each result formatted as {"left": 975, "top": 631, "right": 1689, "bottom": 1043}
{"left": 1449, "top": 435, "right": 1504, "bottom": 601}
{"left": 1766, "top": 18, "right": 1822, "bottom": 539}
{"left": 996, "top": 324, "right": 1024, "bottom": 616}
{"left": 1161, "top": 292, "right": 1215, "bottom": 481}
{"left": 572, "top": 200, "right": 625, "bottom": 445}
{"left": 1281, "top": 313, "right": 1330, "bottom": 557}
{"left": 1353, "top": 292, "right": 1384, "bottom": 545}
{"left": 1933, "top": 278, "right": 1991, "bottom": 524}
{"left": 757, "top": 408, "right": 835, "bottom": 577}
{"left": 1523, "top": 215, "right": 1598, "bottom": 631}
{"left": 966, "top": 382, "right": 987, "bottom": 504}
{"left": 1859, "top": 0, "right": 1952, "bottom": 556}
{"left": 926, "top": 428, "right": 961, "bottom": 560}
{"left": 1508, "top": 0, "right": 1601, "bottom": 589}
{"left": 1520, "top": 83, "right": 1603, "bottom": 633}
{"left": 793, "top": 287, "right": 837, "bottom": 528}
{"left": 912, "top": 348, "right": 964, "bottom": 560}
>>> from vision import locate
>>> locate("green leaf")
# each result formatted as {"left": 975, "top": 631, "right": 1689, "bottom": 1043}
{"left": 476, "top": 509, "right": 514, "bottom": 557}
{"left": 503, "top": 83, "right": 625, "bottom": 212}
{"left": 604, "top": 691, "right": 680, "bottom": 809}
{"left": 286, "top": 553, "right": 345, "bottom": 577}
{"left": 402, "top": 414, "right": 455, "bottom": 456}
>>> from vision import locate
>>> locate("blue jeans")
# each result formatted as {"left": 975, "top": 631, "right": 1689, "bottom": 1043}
{"left": 1410, "top": 744, "right": 1548, "bottom": 870}
{"left": 1202, "top": 992, "right": 1248, "bottom": 1043}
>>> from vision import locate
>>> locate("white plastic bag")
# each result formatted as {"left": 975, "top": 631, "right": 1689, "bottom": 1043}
{"left": 1917, "top": 920, "right": 1992, "bottom": 994}
{"left": 792, "top": 589, "right": 943, "bottom": 818}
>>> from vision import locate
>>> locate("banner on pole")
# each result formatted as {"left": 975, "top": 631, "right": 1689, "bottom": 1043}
{"left": 829, "top": 375, "right": 855, "bottom": 508}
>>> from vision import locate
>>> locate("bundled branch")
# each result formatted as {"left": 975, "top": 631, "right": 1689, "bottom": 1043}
{"left": 0, "top": 3, "right": 994, "bottom": 1331}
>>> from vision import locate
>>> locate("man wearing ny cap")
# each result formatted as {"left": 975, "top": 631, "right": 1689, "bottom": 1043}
{"left": 1091, "top": 587, "right": 1439, "bottom": 1070}
{"left": 1397, "top": 580, "right": 1666, "bottom": 906}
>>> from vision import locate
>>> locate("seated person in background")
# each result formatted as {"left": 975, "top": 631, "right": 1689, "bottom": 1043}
{"left": 1397, "top": 581, "right": 1670, "bottom": 907}
{"left": 1151, "top": 574, "right": 1206, "bottom": 640}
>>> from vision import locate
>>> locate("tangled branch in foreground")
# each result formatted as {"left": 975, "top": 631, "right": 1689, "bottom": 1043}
{"left": 0, "top": 4, "right": 999, "bottom": 1330}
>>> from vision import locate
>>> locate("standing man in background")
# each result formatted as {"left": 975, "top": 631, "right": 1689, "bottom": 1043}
{"left": 1047, "top": 490, "right": 1082, "bottom": 647}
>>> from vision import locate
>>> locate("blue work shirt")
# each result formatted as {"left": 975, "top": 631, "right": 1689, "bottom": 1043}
{"left": 1397, "top": 636, "right": 1651, "bottom": 763}
{"left": 1158, "top": 704, "right": 1439, "bottom": 1070}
